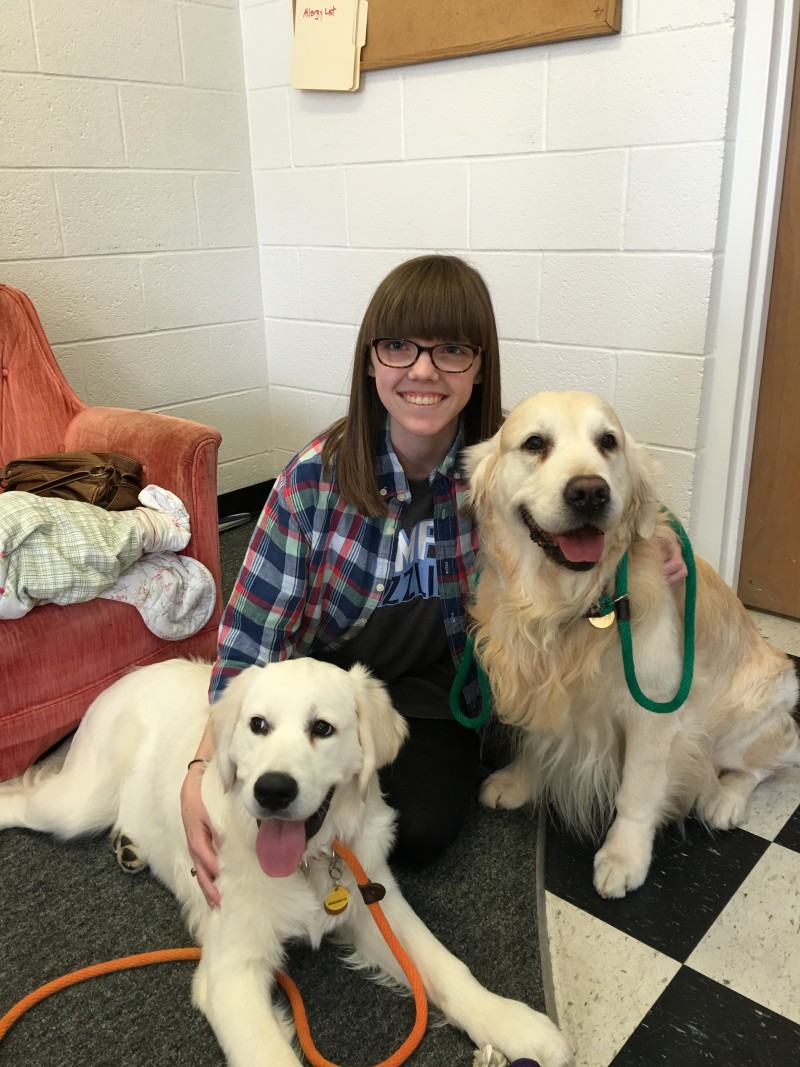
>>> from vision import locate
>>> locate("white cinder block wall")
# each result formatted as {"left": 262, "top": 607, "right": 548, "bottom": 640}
{"left": 247, "top": 0, "right": 737, "bottom": 524}
{"left": 1, "top": 0, "right": 742, "bottom": 527}
{"left": 0, "top": 0, "right": 269, "bottom": 494}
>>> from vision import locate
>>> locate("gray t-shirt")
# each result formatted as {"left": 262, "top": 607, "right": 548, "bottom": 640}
{"left": 317, "top": 478, "right": 454, "bottom": 718}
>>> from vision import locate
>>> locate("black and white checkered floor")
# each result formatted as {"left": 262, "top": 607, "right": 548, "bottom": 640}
{"left": 541, "top": 641, "right": 800, "bottom": 1066}
{"left": 543, "top": 768, "right": 800, "bottom": 1066}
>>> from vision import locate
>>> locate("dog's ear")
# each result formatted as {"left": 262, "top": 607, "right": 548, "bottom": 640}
{"left": 209, "top": 667, "right": 260, "bottom": 792}
{"left": 625, "top": 432, "right": 659, "bottom": 539}
{"left": 347, "top": 663, "right": 408, "bottom": 795}
{"left": 463, "top": 435, "right": 498, "bottom": 515}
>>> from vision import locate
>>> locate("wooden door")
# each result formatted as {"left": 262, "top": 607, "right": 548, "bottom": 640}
{"left": 737, "top": 44, "right": 800, "bottom": 618}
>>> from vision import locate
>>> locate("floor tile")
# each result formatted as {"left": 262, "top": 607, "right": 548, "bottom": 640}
{"left": 774, "top": 799, "right": 800, "bottom": 852}
{"left": 739, "top": 767, "right": 800, "bottom": 840}
{"left": 610, "top": 966, "right": 800, "bottom": 1067}
{"left": 546, "top": 893, "right": 680, "bottom": 1067}
{"left": 545, "top": 818, "right": 769, "bottom": 961}
{"left": 686, "top": 843, "right": 800, "bottom": 1025}
{"left": 748, "top": 610, "right": 800, "bottom": 656}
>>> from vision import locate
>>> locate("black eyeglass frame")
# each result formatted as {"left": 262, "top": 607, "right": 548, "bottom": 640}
{"left": 370, "top": 338, "right": 481, "bottom": 374}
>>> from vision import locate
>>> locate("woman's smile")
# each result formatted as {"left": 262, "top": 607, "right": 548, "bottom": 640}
{"left": 399, "top": 392, "right": 446, "bottom": 406}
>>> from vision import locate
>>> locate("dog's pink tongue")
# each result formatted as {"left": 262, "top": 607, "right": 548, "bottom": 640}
{"left": 255, "top": 818, "right": 306, "bottom": 878}
{"left": 556, "top": 527, "right": 605, "bottom": 563}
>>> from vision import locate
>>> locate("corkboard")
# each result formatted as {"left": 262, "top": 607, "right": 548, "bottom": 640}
{"left": 293, "top": 1, "right": 622, "bottom": 73}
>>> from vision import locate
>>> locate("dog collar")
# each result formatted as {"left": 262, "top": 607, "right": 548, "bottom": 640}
{"left": 304, "top": 786, "right": 335, "bottom": 842}
{"left": 583, "top": 592, "right": 631, "bottom": 628}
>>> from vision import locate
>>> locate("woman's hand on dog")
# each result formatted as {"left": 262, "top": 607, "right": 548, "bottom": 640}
{"left": 659, "top": 530, "right": 688, "bottom": 588}
{"left": 181, "top": 762, "right": 222, "bottom": 908}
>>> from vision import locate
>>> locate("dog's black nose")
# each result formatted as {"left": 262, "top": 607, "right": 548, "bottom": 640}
{"left": 564, "top": 475, "right": 610, "bottom": 516}
{"left": 253, "top": 772, "right": 298, "bottom": 812}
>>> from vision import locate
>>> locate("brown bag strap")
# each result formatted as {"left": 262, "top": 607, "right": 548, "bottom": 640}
{"left": 94, "top": 452, "right": 142, "bottom": 478}
{"left": 25, "top": 467, "right": 110, "bottom": 496}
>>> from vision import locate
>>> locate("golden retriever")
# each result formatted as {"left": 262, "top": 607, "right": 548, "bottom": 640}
{"left": 0, "top": 658, "right": 571, "bottom": 1067}
{"left": 466, "top": 392, "right": 799, "bottom": 899}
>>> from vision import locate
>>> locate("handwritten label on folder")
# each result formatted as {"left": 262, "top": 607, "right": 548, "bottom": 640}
{"left": 292, "top": 1, "right": 368, "bottom": 92}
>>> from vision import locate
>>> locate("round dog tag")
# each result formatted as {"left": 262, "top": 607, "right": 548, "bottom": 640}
{"left": 589, "top": 612, "right": 615, "bottom": 629}
{"left": 324, "top": 884, "right": 350, "bottom": 915}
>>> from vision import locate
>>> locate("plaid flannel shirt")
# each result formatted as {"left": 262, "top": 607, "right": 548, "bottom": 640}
{"left": 210, "top": 425, "right": 483, "bottom": 717}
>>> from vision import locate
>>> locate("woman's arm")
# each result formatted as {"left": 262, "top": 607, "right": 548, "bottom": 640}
{"left": 181, "top": 723, "right": 221, "bottom": 906}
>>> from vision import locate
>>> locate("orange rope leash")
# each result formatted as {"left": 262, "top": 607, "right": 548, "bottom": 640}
{"left": 0, "top": 840, "right": 428, "bottom": 1067}
{"left": 275, "top": 838, "right": 429, "bottom": 1067}
{"left": 0, "top": 948, "right": 202, "bottom": 1040}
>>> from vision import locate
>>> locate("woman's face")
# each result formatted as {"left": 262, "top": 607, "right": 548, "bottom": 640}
{"left": 368, "top": 337, "right": 482, "bottom": 462}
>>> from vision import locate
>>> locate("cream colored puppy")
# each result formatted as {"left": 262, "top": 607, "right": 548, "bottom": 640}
{"left": 467, "top": 392, "right": 799, "bottom": 899}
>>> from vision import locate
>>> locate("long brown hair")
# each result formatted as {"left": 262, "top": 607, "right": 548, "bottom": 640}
{"left": 322, "top": 255, "right": 503, "bottom": 515}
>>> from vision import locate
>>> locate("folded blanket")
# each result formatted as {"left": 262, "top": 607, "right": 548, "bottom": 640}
{"left": 0, "top": 486, "right": 214, "bottom": 639}
{"left": 99, "top": 550, "right": 215, "bottom": 641}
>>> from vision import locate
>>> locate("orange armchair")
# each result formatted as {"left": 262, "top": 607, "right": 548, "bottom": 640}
{"left": 0, "top": 285, "right": 223, "bottom": 780}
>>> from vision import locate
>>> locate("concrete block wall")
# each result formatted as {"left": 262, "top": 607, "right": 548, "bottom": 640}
{"left": 0, "top": 0, "right": 269, "bottom": 495}
{"left": 1, "top": 0, "right": 740, "bottom": 520}
{"left": 246, "top": 0, "right": 737, "bottom": 523}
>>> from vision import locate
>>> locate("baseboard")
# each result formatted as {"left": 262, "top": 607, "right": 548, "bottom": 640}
{"left": 217, "top": 480, "right": 274, "bottom": 522}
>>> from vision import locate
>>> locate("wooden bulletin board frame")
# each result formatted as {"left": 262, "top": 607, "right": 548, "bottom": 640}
{"left": 293, "top": 1, "right": 622, "bottom": 73}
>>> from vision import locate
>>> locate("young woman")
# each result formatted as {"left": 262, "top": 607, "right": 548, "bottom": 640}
{"left": 179, "top": 255, "right": 685, "bottom": 907}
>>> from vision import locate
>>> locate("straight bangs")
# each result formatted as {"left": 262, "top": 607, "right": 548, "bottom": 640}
{"left": 367, "top": 259, "right": 495, "bottom": 354}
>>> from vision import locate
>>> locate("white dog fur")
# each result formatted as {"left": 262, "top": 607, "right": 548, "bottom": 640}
{"left": 467, "top": 391, "right": 800, "bottom": 899}
{"left": 0, "top": 657, "right": 571, "bottom": 1067}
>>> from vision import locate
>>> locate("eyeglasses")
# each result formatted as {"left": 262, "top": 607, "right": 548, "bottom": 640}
{"left": 371, "top": 338, "right": 481, "bottom": 374}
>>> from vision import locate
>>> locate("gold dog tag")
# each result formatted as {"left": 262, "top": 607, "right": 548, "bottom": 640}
{"left": 589, "top": 612, "right": 615, "bottom": 629}
{"left": 324, "top": 884, "right": 350, "bottom": 915}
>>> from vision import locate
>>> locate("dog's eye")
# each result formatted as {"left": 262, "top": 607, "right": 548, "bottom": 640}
{"left": 599, "top": 432, "right": 617, "bottom": 451}
{"left": 249, "top": 716, "right": 270, "bottom": 735}
{"left": 310, "top": 720, "right": 335, "bottom": 739}
{"left": 522, "top": 434, "right": 546, "bottom": 453}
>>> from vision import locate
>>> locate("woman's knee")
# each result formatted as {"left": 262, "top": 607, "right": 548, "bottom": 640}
{"left": 389, "top": 803, "right": 464, "bottom": 866}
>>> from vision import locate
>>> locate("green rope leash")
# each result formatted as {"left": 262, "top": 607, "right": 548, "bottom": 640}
{"left": 449, "top": 565, "right": 493, "bottom": 729}
{"left": 613, "top": 511, "right": 697, "bottom": 713}
{"left": 449, "top": 511, "right": 697, "bottom": 725}
{"left": 449, "top": 631, "right": 493, "bottom": 729}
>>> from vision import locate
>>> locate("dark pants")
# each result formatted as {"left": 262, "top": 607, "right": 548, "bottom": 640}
{"left": 313, "top": 653, "right": 482, "bottom": 867}
{"left": 379, "top": 715, "right": 481, "bottom": 867}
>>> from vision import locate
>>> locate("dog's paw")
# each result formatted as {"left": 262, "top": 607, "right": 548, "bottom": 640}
{"left": 477, "top": 999, "right": 573, "bottom": 1067}
{"left": 479, "top": 766, "right": 532, "bottom": 810}
{"left": 698, "top": 793, "right": 746, "bottom": 831}
{"left": 697, "top": 771, "right": 753, "bottom": 830}
{"left": 593, "top": 845, "right": 651, "bottom": 900}
{"left": 111, "top": 829, "right": 148, "bottom": 874}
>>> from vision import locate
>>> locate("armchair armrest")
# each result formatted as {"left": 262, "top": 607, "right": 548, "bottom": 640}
{"left": 64, "top": 407, "right": 222, "bottom": 586}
